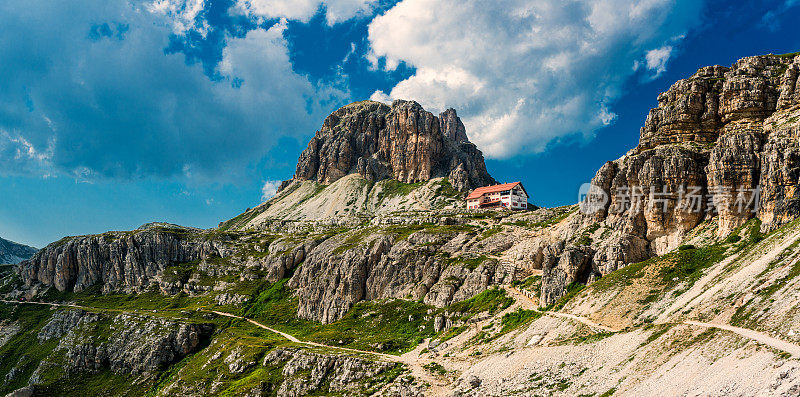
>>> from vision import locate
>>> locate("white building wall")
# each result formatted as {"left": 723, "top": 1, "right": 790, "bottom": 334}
{"left": 466, "top": 184, "right": 529, "bottom": 210}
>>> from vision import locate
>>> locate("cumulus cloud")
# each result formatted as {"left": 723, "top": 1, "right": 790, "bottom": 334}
{"left": 261, "top": 179, "right": 282, "bottom": 200}
{"left": 148, "top": 0, "right": 207, "bottom": 34}
{"left": 235, "top": 0, "right": 378, "bottom": 25}
{"left": 645, "top": 45, "right": 674, "bottom": 78}
{"left": 367, "top": 0, "right": 704, "bottom": 158}
{"left": 0, "top": 0, "right": 346, "bottom": 180}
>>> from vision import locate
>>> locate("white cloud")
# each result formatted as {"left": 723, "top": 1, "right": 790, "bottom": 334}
{"left": 0, "top": 130, "right": 55, "bottom": 177}
{"left": 0, "top": 0, "right": 347, "bottom": 180}
{"left": 235, "top": 0, "right": 378, "bottom": 25}
{"left": 367, "top": 0, "right": 704, "bottom": 158}
{"left": 261, "top": 180, "right": 282, "bottom": 200}
{"left": 645, "top": 45, "right": 674, "bottom": 78}
{"left": 148, "top": 0, "right": 208, "bottom": 35}
{"left": 369, "top": 90, "right": 392, "bottom": 104}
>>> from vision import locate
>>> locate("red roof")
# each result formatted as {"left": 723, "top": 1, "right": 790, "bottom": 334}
{"left": 466, "top": 182, "right": 523, "bottom": 200}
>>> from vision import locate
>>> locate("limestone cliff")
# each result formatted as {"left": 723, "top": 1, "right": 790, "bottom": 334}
{"left": 286, "top": 223, "right": 514, "bottom": 323}
{"left": 16, "top": 223, "right": 232, "bottom": 293}
{"left": 535, "top": 53, "right": 800, "bottom": 305}
{"left": 598, "top": 54, "right": 800, "bottom": 239}
{"left": 291, "top": 100, "right": 496, "bottom": 192}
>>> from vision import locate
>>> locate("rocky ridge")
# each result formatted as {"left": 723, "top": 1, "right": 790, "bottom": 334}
{"left": 2, "top": 308, "right": 213, "bottom": 395}
{"left": 16, "top": 223, "right": 233, "bottom": 294}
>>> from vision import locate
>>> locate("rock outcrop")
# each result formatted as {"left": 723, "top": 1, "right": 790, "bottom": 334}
{"left": 439, "top": 108, "right": 469, "bottom": 142}
{"left": 54, "top": 312, "right": 212, "bottom": 376}
{"left": 3, "top": 309, "right": 213, "bottom": 391}
{"left": 591, "top": 54, "right": 800, "bottom": 238}
{"left": 292, "top": 100, "right": 496, "bottom": 192}
{"left": 0, "top": 237, "right": 36, "bottom": 265}
{"left": 536, "top": 53, "right": 800, "bottom": 305}
{"left": 16, "top": 224, "right": 231, "bottom": 293}
{"left": 263, "top": 348, "right": 398, "bottom": 397}
{"left": 288, "top": 226, "right": 512, "bottom": 323}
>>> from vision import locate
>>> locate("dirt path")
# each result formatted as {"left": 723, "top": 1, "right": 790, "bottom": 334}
{"left": 0, "top": 299, "right": 86, "bottom": 309}
{"left": 210, "top": 310, "right": 404, "bottom": 361}
{"left": 504, "top": 284, "right": 800, "bottom": 357}
{"left": 211, "top": 311, "right": 305, "bottom": 344}
{"left": 10, "top": 286, "right": 800, "bottom": 393}
{"left": 0, "top": 301, "right": 400, "bottom": 361}
{"left": 504, "top": 286, "right": 619, "bottom": 332}
{"left": 212, "top": 310, "right": 451, "bottom": 395}
{"left": 684, "top": 320, "right": 800, "bottom": 357}
{"left": 547, "top": 311, "right": 618, "bottom": 332}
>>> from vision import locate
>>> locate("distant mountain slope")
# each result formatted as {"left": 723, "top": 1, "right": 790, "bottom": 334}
{"left": 0, "top": 237, "right": 36, "bottom": 264}
{"left": 222, "top": 99, "right": 498, "bottom": 231}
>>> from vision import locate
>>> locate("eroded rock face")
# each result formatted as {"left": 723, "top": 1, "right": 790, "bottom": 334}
{"left": 27, "top": 310, "right": 212, "bottom": 381}
{"left": 638, "top": 65, "right": 727, "bottom": 151}
{"left": 540, "top": 244, "right": 593, "bottom": 305}
{"left": 263, "top": 348, "right": 397, "bottom": 397}
{"left": 61, "top": 314, "right": 210, "bottom": 375}
{"left": 706, "top": 131, "right": 762, "bottom": 233}
{"left": 289, "top": 228, "right": 512, "bottom": 324}
{"left": 439, "top": 108, "right": 469, "bottom": 142}
{"left": 538, "top": 54, "right": 800, "bottom": 305}
{"left": 37, "top": 310, "right": 100, "bottom": 342}
{"left": 759, "top": 108, "right": 800, "bottom": 225}
{"left": 292, "top": 100, "right": 496, "bottom": 192}
{"left": 16, "top": 224, "right": 231, "bottom": 293}
{"left": 591, "top": 54, "right": 800, "bottom": 239}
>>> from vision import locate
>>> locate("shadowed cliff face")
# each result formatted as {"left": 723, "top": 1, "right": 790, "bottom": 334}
{"left": 292, "top": 100, "right": 497, "bottom": 192}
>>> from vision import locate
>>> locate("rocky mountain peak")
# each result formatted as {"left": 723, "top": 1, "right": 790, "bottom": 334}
{"left": 291, "top": 99, "right": 496, "bottom": 192}
{"left": 637, "top": 54, "right": 799, "bottom": 152}
{"left": 439, "top": 107, "right": 469, "bottom": 142}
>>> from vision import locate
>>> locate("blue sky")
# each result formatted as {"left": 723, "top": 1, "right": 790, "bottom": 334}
{"left": 1, "top": 0, "right": 798, "bottom": 248}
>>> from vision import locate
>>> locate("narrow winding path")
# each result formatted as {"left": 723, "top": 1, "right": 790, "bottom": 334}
{"left": 206, "top": 311, "right": 449, "bottom": 395}
{"left": 209, "top": 310, "right": 401, "bottom": 361}
{"left": 0, "top": 299, "right": 85, "bottom": 309}
{"left": 684, "top": 320, "right": 800, "bottom": 357}
{"left": 503, "top": 287, "right": 800, "bottom": 357}
{"left": 504, "top": 286, "right": 619, "bottom": 332}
